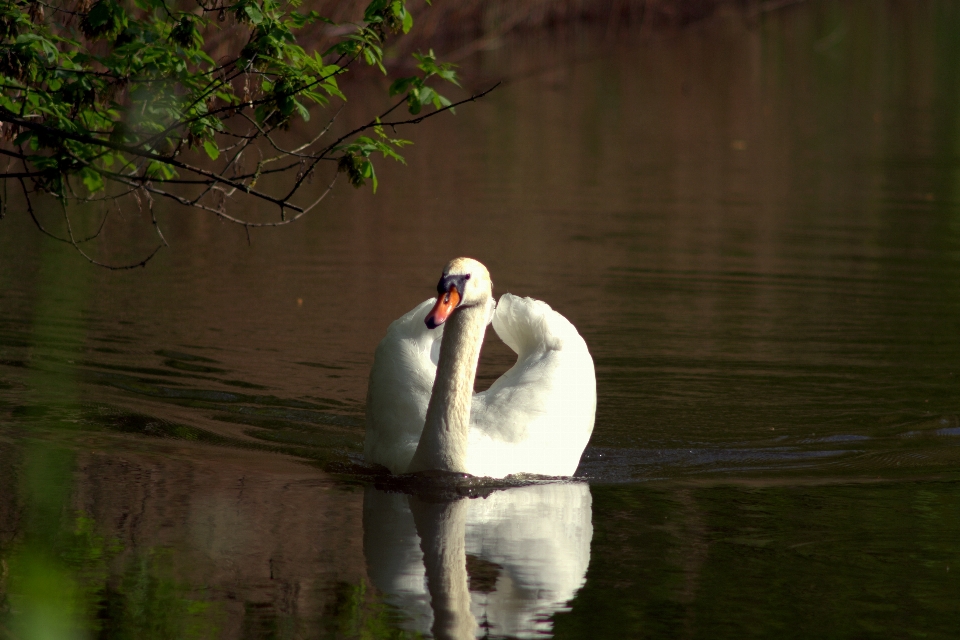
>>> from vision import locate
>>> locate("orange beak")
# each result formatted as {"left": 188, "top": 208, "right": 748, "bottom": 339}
{"left": 425, "top": 286, "right": 461, "bottom": 329}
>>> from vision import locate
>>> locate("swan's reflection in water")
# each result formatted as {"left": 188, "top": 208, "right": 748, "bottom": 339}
{"left": 363, "top": 482, "right": 593, "bottom": 639}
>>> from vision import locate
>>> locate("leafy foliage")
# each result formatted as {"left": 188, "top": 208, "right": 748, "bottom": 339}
{"left": 0, "top": 0, "right": 488, "bottom": 267}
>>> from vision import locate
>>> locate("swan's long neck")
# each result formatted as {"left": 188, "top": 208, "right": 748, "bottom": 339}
{"left": 408, "top": 301, "right": 488, "bottom": 474}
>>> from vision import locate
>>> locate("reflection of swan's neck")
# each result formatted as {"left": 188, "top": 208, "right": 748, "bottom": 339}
{"left": 408, "top": 301, "right": 488, "bottom": 473}
{"left": 409, "top": 496, "right": 477, "bottom": 640}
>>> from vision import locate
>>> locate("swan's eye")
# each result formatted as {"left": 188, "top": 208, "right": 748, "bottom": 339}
{"left": 464, "top": 274, "right": 471, "bottom": 280}
{"left": 437, "top": 274, "right": 468, "bottom": 302}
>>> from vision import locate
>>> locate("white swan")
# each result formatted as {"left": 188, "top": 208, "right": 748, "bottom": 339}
{"left": 364, "top": 257, "right": 596, "bottom": 478}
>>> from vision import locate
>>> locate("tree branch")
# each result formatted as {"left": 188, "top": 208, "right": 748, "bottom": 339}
{"left": 61, "top": 199, "right": 162, "bottom": 269}
{"left": 0, "top": 107, "right": 302, "bottom": 213}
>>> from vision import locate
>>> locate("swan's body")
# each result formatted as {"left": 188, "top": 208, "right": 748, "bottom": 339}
{"left": 364, "top": 258, "right": 596, "bottom": 478}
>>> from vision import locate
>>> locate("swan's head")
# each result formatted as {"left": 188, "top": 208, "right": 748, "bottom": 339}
{"left": 425, "top": 257, "right": 493, "bottom": 329}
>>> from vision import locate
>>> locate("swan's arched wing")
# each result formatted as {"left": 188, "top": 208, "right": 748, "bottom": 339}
{"left": 364, "top": 299, "right": 444, "bottom": 473}
{"left": 468, "top": 294, "right": 596, "bottom": 478}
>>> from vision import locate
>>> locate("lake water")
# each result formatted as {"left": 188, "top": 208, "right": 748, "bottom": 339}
{"left": 3, "top": 1, "right": 960, "bottom": 637}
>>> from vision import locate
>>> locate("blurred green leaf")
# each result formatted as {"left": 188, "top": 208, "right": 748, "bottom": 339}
{"left": 244, "top": 3, "right": 264, "bottom": 24}
{"left": 202, "top": 139, "right": 219, "bottom": 160}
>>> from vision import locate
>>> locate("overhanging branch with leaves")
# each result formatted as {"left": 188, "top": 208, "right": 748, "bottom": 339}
{"left": 0, "top": 0, "right": 495, "bottom": 268}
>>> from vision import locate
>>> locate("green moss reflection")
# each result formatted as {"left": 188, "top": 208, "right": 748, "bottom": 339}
{"left": 0, "top": 446, "right": 221, "bottom": 640}
{"left": 319, "top": 581, "right": 424, "bottom": 640}
{"left": 98, "top": 550, "right": 220, "bottom": 640}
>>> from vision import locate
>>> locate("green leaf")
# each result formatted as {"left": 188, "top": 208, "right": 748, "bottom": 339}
{"left": 363, "top": 0, "right": 390, "bottom": 23}
{"left": 80, "top": 0, "right": 126, "bottom": 39}
{"left": 244, "top": 4, "right": 264, "bottom": 25}
{"left": 401, "top": 9, "right": 413, "bottom": 34}
{"left": 436, "top": 94, "right": 454, "bottom": 113}
{"left": 364, "top": 159, "right": 378, "bottom": 193}
{"left": 203, "top": 139, "right": 220, "bottom": 160}
{"left": 289, "top": 10, "right": 329, "bottom": 28}
{"left": 389, "top": 76, "right": 417, "bottom": 97}
{"left": 79, "top": 167, "right": 104, "bottom": 193}
{"left": 436, "top": 68, "right": 460, "bottom": 86}
{"left": 407, "top": 89, "right": 422, "bottom": 115}
{"left": 321, "top": 80, "right": 346, "bottom": 101}
{"left": 146, "top": 161, "right": 177, "bottom": 180}
{"left": 418, "top": 86, "right": 436, "bottom": 107}
{"left": 294, "top": 100, "right": 310, "bottom": 122}
{"left": 13, "top": 131, "right": 34, "bottom": 147}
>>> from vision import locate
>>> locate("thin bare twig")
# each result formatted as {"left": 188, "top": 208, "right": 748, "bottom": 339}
{"left": 79, "top": 205, "right": 110, "bottom": 243}
{"left": 238, "top": 103, "right": 343, "bottom": 165}
{"left": 213, "top": 171, "right": 339, "bottom": 227}
{"left": 105, "top": 170, "right": 337, "bottom": 228}
{"left": 1, "top": 158, "right": 8, "bottom": 219}
{"left": 284, "top": 83, "right": 501, "bottom": 203}
{"left": 19, "top": 176, "right": 71, "bottom": 244}
{"left": 60, "top": 199, "right": 162, "bottom": 269}
{"left": 380, "top": 83, "right": 501, "bottom": 127}
{"left": 134, "top": 188, "right": 168, "bottom": 247}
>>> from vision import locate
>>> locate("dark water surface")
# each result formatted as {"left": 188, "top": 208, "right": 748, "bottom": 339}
{"left": 4, "top": 1, "right": 960, "bottom": 637}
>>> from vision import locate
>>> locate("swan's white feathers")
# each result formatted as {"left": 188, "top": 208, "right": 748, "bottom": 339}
{"left": 365, "top": 292, "right": 596, "bottom": 478}
{"left": 469, "top": 294, "right": 595, "bottom": 477}
{"left": 364, "top": 298, "right": 444, "bottom": 473}
{"left": 489, "top": 293, "right": 564, "bottom": 354}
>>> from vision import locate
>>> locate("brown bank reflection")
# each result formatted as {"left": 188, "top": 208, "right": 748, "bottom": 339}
{"left": 73, "top": 444, "right": 367, "bottom": 633}
{"left": 0, "top": 440, "right": 371, "bottom": 638}
{"left": 363, "top": 482, "right": 593, "bottom": 639}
